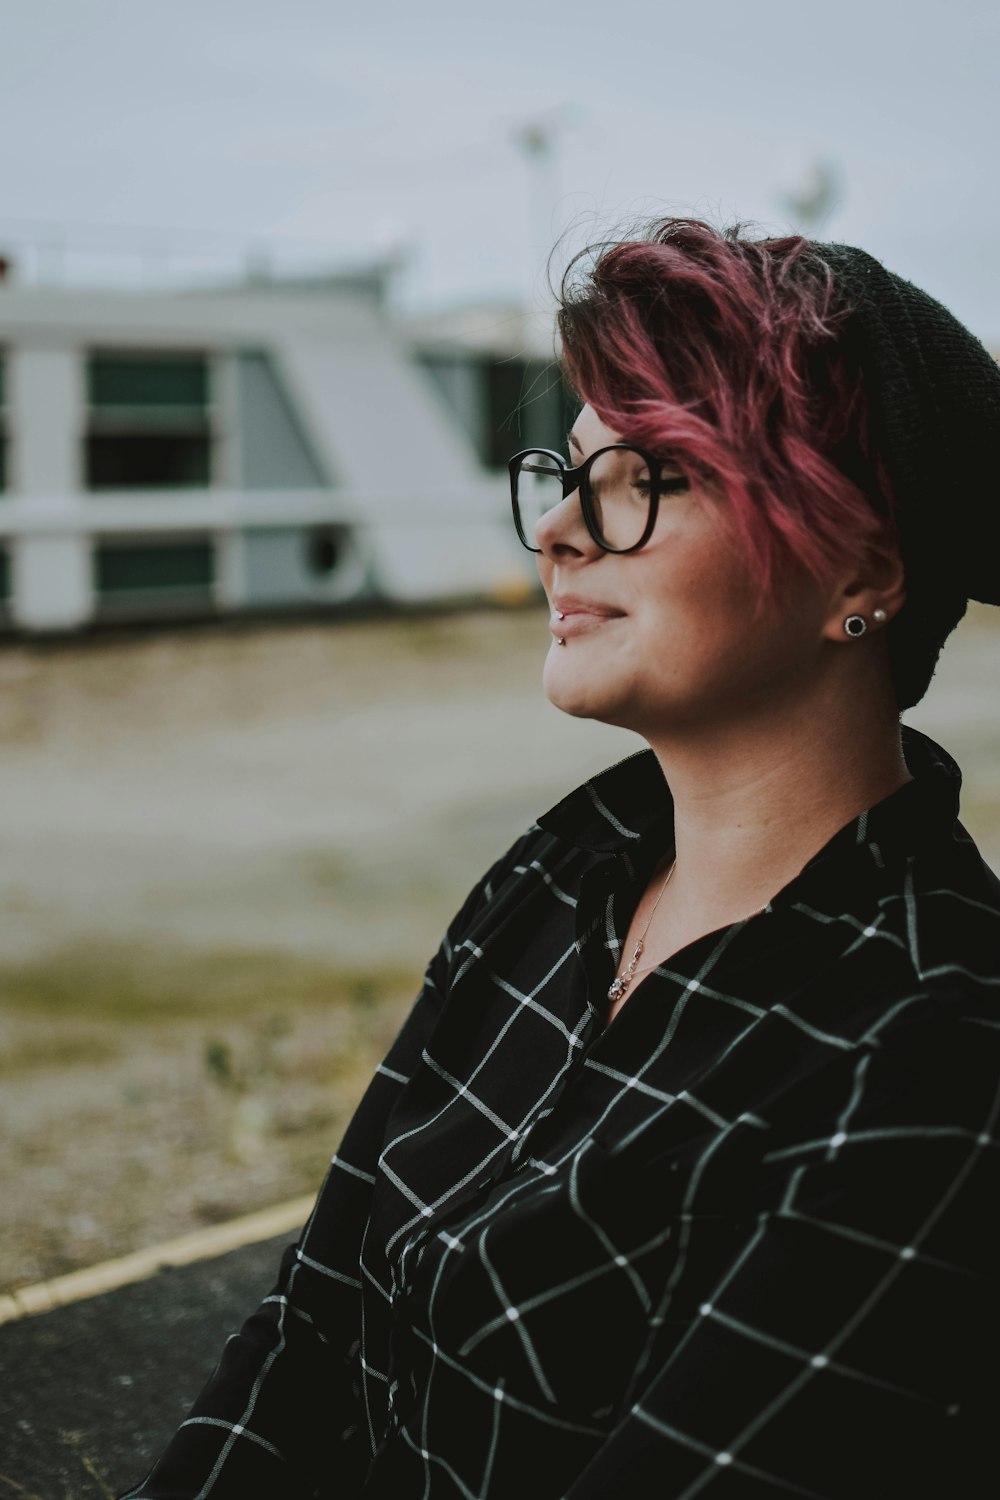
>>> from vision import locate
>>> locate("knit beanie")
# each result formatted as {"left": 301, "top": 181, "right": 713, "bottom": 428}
{"left": 814, "top": 244, "right": 1000, "bottom": 607}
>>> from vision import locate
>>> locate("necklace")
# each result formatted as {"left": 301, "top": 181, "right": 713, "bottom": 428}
{"left": 607, "top": 860, "right": 677, "bottom": 1004}
{"left": 605, "top": 870, "right": 773, "bottom": 1008}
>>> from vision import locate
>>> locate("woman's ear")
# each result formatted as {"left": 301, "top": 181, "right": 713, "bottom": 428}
{"left": 820, "top": 522, "right": 907, "bottom": 643}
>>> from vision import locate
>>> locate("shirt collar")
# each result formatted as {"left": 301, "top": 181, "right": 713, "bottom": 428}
{"left": 536, "top": 725, "right": 963, "bottom": 862}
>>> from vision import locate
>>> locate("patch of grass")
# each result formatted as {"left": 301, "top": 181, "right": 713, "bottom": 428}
{"left": 297, "top": 849, "right": 352, "bottom": 890}
{"left": 400, "top": 617, "right": 465, "bottom": 655}
{"left": 0, "top": 1031, "right": 120, "bottom": 1076}
{"left": 0, "top": 941, "right": 419, "bottom": 1024}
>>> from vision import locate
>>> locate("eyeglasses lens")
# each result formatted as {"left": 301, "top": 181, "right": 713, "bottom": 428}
{"left": 513, "top": 454, "right": 565, "bottom": 551}
{"left": 585, "top": 447, "right": 654, "bottom": 551}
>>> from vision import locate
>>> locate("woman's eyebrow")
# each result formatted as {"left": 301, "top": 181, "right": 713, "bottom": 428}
{"left": 566, "top": 431, "right": 583, "bottom": 456}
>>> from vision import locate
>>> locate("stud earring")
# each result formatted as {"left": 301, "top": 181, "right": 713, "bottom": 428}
{"left": 873, "top": 608, "right": 887, "bottom": 625}
{"left": 843, "top": 614, "right": 868, "bottom": 637}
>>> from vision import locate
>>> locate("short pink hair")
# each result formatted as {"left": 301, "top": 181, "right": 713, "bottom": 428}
{"left": 557, "top": 219, "right": 894, "bottom": 599}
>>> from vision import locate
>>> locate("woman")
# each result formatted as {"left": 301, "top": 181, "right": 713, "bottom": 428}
{"left": 121, "top": 221, "right": 1000, "bottom": 1498}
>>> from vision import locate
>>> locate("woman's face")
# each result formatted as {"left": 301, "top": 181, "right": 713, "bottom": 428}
{"left": 535, "top": 406, "right": 834, "bottom": 737}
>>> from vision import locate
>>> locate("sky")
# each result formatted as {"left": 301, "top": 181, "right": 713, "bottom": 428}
{"left": 0, "top": 0, "right": 997, "bottom": 339}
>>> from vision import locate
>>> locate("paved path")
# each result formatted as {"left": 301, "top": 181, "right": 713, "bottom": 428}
{"left": 0, "top": 1234, "right": 290, "bottom": 1500}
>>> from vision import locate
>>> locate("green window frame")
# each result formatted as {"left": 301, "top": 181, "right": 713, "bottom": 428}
{"left": 85, "top": 351, "right": 212, "bottom": 491}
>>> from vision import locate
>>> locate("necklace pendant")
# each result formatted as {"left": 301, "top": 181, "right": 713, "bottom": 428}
{"left": 607, "top": 974, "right": 630, "bottom": 1003}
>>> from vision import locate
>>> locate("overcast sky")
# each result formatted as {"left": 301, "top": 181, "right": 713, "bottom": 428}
{"left": 0, "top": 0, "right": 997, "bottom": 339}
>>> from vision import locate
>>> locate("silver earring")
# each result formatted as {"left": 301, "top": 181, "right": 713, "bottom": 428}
{"left": 872, "top": 608, "right": 887, "bottom": 624}
{"left": 844, "top": 614, "right": 868, "bottom": 638}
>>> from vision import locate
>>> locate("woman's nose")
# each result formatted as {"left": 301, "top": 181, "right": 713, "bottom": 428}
{"left": 533, "top": 487, "right": 601, "bottom": 561}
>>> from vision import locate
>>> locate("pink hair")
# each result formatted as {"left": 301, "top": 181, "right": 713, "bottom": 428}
{"left": 557, "top": 219, "right": 895, "bottom": 597}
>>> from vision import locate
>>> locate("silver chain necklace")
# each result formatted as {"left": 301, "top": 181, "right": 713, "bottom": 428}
{"left": 607, "top": 860, "right": 677, "bottom": 1004}
{"left": 607, "top": 866, "right": 770, "bottom": 1006}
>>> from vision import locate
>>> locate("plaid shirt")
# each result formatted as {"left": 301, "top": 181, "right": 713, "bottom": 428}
{"left": 122, "top": 727, "right": 999, "bottom": 1500}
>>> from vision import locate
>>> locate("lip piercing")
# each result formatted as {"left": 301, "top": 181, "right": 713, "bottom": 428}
{"left": 556, "top": 637, "right": 567, "bottom": 646}
{"left": 556, "top": 611, "right": 566, "bottom": 620}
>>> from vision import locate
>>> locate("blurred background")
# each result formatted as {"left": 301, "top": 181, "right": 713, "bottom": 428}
{"left": 1, "top": 0, "right": 998, "bottom": 1308}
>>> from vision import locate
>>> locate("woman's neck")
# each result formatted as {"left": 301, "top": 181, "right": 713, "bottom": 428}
{"left": 643, "top": 683, "right": 910, "bottom": 927}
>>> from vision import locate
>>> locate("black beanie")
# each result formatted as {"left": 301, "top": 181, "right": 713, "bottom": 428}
{"left": 814, "top": 243, "right": 1000, "bottom": 608}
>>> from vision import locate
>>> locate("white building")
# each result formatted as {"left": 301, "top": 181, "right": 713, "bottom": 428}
{"left": 0, "top": 266, "right": 566, "bottom": 633}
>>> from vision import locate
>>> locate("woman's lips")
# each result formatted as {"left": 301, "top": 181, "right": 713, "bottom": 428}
{"left": 549, "top": 604, "right": 624, "bottom": 638}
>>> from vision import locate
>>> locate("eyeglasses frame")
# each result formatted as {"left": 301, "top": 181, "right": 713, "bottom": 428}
{"left": 508, "top": 443, "right": 679, "bottom": 555}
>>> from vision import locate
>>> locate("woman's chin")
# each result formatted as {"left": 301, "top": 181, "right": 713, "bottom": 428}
{"left": 542, "top": 653, "right": 624, "bottom": 723}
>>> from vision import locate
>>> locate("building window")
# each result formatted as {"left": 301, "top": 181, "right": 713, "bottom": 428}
{"left": 93, "top": 536, "right": 215, "bottom": 618}
{"left": 484, "top": 359, "right": 571, "bottom": 470}
{"left": 85, "top": 352, "right": 212, "bottom": 490}
{"left": 418, "top": 352, "right": 574, "bottom": 472}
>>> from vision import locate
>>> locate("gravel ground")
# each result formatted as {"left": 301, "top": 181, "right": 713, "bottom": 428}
{"left": 0, "top": 603, "right": 997, "bottom": 1293}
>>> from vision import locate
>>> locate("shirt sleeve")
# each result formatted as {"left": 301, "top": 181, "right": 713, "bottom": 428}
{"left": 562, "top": 994, "right": 1000, "bottom": 1500}
{"left": 118, "top": 831, "right": 539, "bottom": 1500}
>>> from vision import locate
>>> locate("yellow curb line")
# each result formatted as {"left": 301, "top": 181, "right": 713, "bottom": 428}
{"left": 0, "top": 1193, "right": 316, "bottom": 1327}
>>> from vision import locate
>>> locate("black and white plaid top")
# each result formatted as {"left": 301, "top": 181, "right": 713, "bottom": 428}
{"left": 123, "top": 726, "right": 999, "bottom": 1500}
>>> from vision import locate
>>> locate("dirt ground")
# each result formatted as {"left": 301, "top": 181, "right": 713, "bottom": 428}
{"left": 1, "top": 603, "right": 998, "bottom": 1292}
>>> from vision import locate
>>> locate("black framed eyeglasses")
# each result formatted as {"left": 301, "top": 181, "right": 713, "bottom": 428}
{"left": 508, "top": 444, "right": 689, "bottom": 554}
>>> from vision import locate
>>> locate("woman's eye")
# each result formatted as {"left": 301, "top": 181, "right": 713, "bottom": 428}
{"left": 630, "top": 473, "right": 689, "bottom": 496}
